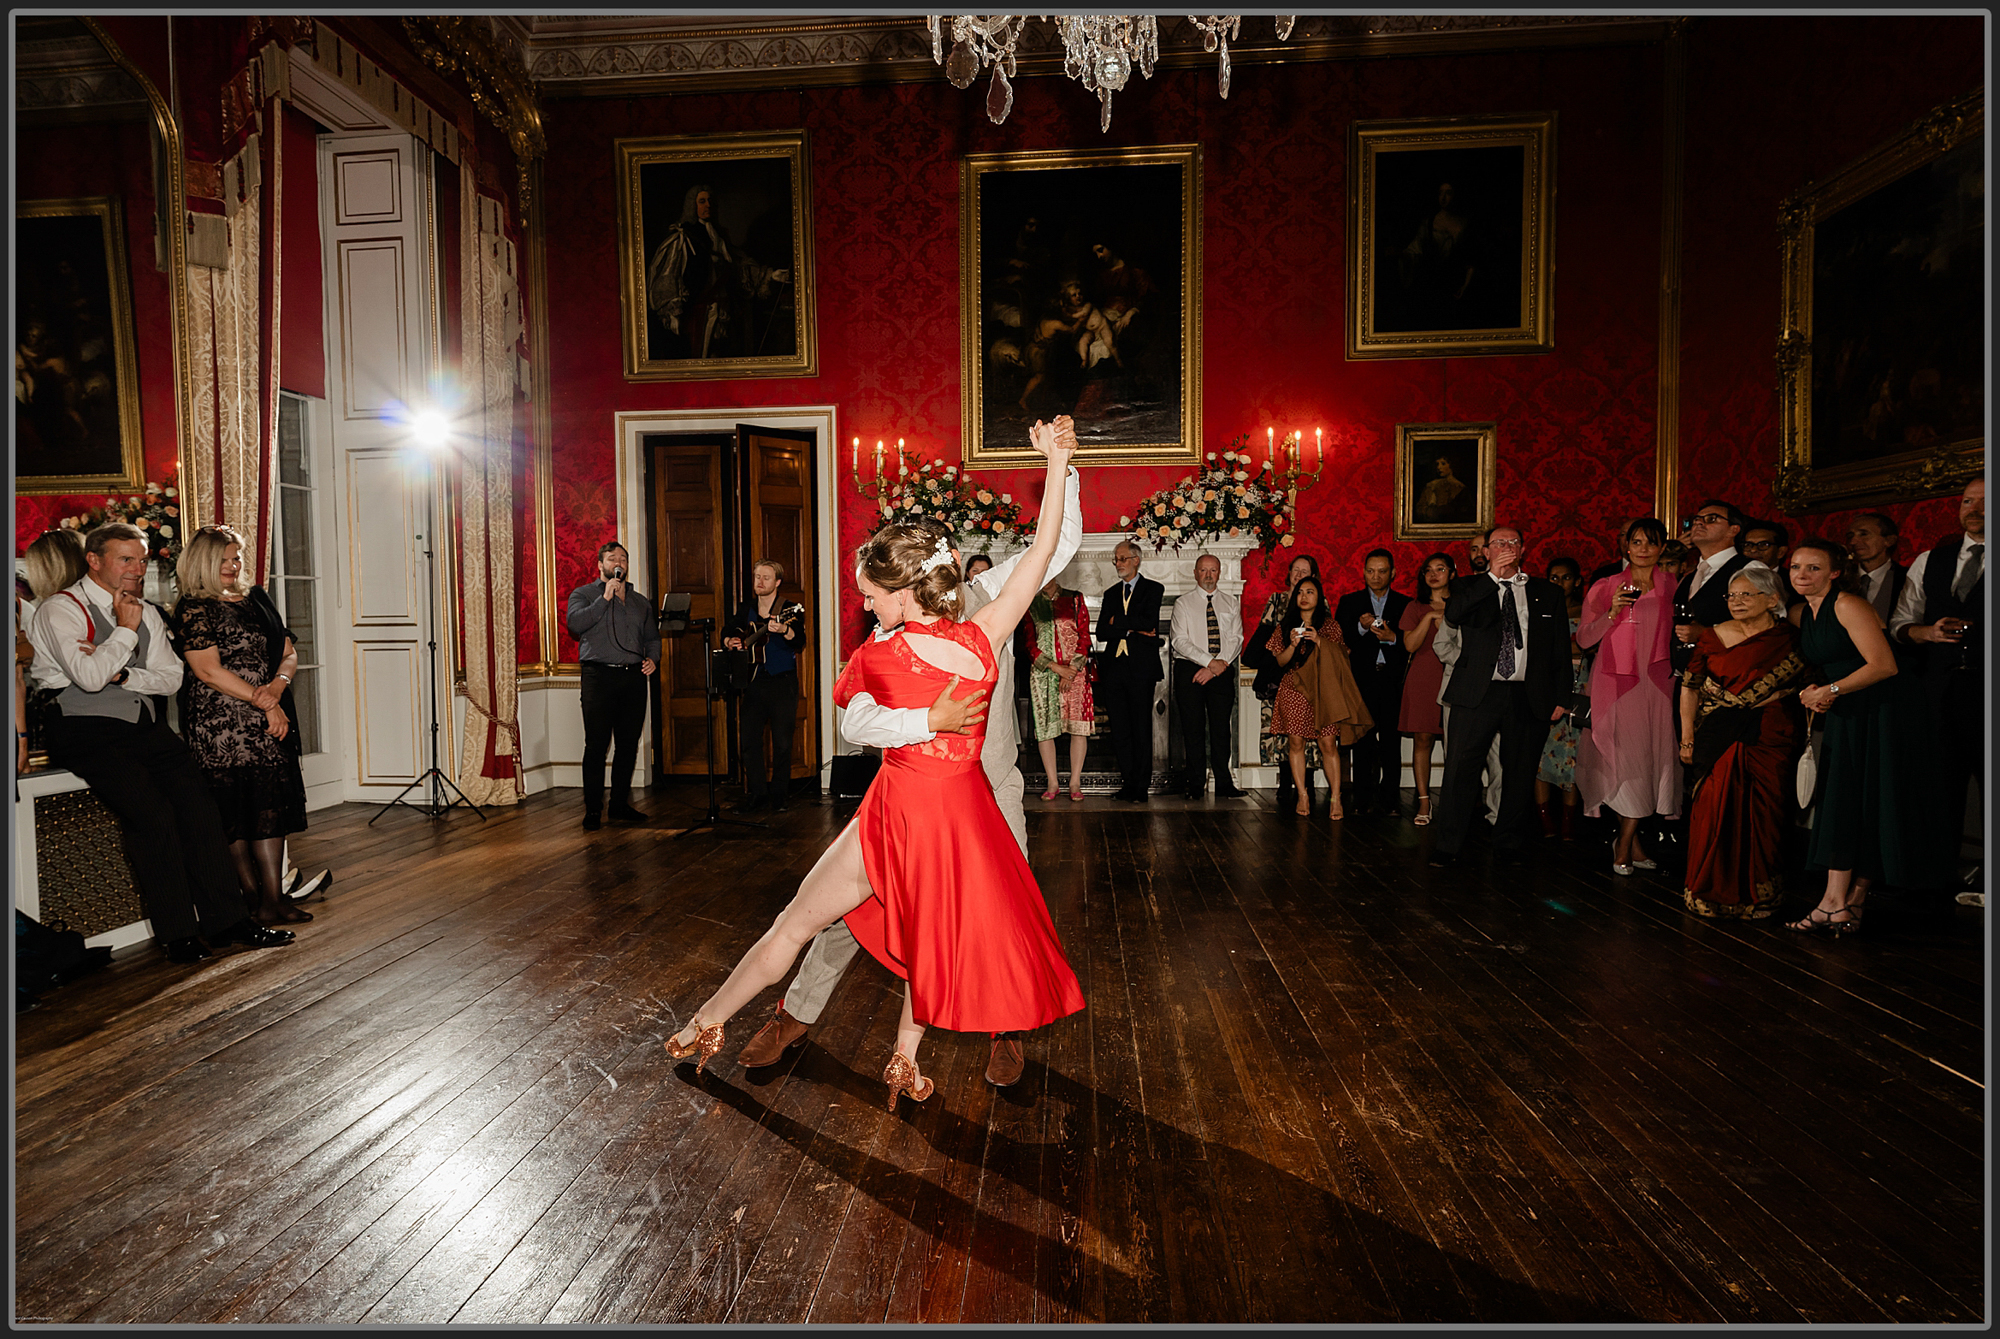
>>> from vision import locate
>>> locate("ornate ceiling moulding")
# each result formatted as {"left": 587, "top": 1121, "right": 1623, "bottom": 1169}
{"left": 15, "top": 17, "right": 148, "bottom": 117}
{"left": 400, "top": 16, "right": 548, "bottom": 226}
{"left": 525, "top": 14, "right": 1670, "bottom": 99}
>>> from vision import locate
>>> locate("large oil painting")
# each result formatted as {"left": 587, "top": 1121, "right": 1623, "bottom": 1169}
{"left": 1348, "top": 113, "right": 1556, "bottom": 360}
{"left": 1775, "top": 88, "right": 1983, "bottom": 512}
{"left": 16, "top": 197, "right": 146, "bottom": 495}
{"left": 961, "top": 145, "right": 1201, "bottom": 468}
{"left": 615, "top": 130, "right": 818, "bottom": 382}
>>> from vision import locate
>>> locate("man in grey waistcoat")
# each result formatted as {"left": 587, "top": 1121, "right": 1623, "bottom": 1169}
{"left": 730, "top": 464, "right": 1082, "bottom": 1088}
{"left": 28, "top": 524, "right": 295, "bottom": 964}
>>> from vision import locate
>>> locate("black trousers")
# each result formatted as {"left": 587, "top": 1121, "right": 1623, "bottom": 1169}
{"left": 1173, "top": 658, "right": 1235, "bottom": 789}
{"left": 1431, "top": 680, "right": 1546, "bottom": 858}
{"left": 580, "top": 661, "right": 649, "bottom": 815}
{"left": 1349, "top": 658, "right": 1406, "bottom": 802}
{"left": 1102, "top": 674, "right": 1157, "bottom": 793}
{"left": 1928, "top": 666, "right": 1984, "bottom": 853}
{"left": 44, "top": 709, "right": 249, "bottom": 943}
{"left": 740, "top": 669, "right": 799, "bottom": 798}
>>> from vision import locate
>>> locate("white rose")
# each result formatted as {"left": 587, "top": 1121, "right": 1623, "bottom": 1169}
{"left": 1000, "top": 493, "right": 1011, "bottom": 504}
{"left": 160, "top": 525, "right": 174, "bottom": 538}
{"left": 1280, "top": 534, "right": 1295, "bottom": 547}
{"left": 1234, "top": 470, "right": 1248, "bottom": 481}
{"left": 1206, "top": 452, "right": 1216, "bottom": 461}
{"left": 1118, "top": 514, "right": 1131, "bottom": 527}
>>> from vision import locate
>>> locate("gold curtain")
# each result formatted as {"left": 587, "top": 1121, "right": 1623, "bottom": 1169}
{"left": 455, "top": 191, "right": 525, "bottom": 806}
{"left": 183, "top": 134, "right": 266, "bottom": 569}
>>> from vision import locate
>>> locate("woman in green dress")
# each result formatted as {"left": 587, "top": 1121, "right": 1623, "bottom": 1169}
{"left": 1784, "top": 538, "right": 1953, "bottom": 937}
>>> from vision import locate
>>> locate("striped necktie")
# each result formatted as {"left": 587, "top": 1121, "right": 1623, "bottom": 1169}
{"left": 1205, "top": 595, "right": 1220, "bottom": 655}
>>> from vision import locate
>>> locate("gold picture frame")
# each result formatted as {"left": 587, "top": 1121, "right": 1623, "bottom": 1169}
{"left": 614, "top": 129, "right": 818, "bottom": 382}
{"left": 1774, "top": 88, "right": 1983, "bottom": 514}
{"left": 15, "top": 196, "right": 147, "bottom": 496}
{"left": 960, "top": 144, "right": 1202, "bottom": 468}
{"left": 1394, "top": 422, "right": 1497, "bottom": 541}
{"left": 1348, "top": 112, "right": 1556, "bottom": 360}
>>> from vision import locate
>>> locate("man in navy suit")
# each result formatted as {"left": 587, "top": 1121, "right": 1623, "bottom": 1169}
{"left": 1427, "top": 525, "right": 1572, "bottom": 864}
{"left": 1097, "top": 541, "right": 1165, "bottom": 801}
{"left": 1333, "top": 549, "right": 1412, "bottom": 814}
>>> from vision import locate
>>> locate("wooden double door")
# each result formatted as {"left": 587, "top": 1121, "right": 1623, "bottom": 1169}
{"left": 646, "top": 425, "right": 820, "bottom": 787}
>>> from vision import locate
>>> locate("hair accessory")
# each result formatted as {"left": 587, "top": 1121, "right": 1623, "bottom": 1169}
{"left": 918, "top": 533, "right": 954, "bottom": 576}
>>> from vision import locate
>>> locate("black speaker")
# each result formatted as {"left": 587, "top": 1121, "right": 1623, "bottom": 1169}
{"left": 830, "top": 753, "right": 881, "bottom": 800}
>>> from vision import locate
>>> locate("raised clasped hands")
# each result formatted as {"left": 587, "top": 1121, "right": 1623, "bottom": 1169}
{"left": 1028, "top": 414, "right": 1078, "bottom": 465}
{"left": 927, "top": 674, "right": 988, "bottom": 736}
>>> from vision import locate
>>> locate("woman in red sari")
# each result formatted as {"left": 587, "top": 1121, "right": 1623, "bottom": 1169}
{"left": 1676, "top": 566, "right": 1806, "bottom": 918}
{"left": 665, "top": 422, "right": 1083, "bottom": 1109}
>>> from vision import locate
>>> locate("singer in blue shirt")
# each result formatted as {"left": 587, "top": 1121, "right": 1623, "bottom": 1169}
{"left": 565, "top": 541, "right": 661, "bottom": 830}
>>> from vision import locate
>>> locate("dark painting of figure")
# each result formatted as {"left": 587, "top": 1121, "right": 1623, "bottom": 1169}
{"left": 15, "top": 209, "right": 133, "bottom": 483}
{"left": 638, "top": 158, "right": 797, "bottom": 363}
{"left": 1371, "top": 145, "right": 1525, "bottom": 336}
{"left": 1810, "top": 133, "right": 1983, "bottom": 472}
{"left": 977, "top": 160, "right": 1184, "bottom": 449}
{"left": 1411, "top": 438, "right": 1479, "bottom": 525}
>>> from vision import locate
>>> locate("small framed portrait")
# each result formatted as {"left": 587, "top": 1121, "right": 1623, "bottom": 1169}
{"left": 1348, "top": 112, "right": 1556, "bottom": 360}
{"left": 1394, "top": 422, "right": 1497, "bottom": 541}
{"left": 614, "top": 129, "right": 818, "bottom": 382}
{"left": 960, "top": 144, "right": 1202, "bottom": 468}
{"left": 15, "top": 196, "right": 146, "bottom": 495}
{"left": 1774, "top": 87, "right": 1983, "bottom": 512}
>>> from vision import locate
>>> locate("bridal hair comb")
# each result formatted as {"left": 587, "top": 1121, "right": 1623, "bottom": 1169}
{"left": 919, "top": 533, "right": 955, "bottom": 576}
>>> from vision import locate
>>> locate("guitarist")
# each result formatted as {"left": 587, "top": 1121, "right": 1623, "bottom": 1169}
{"left": 724, "top": 558, "right": 806, "bottom": 812}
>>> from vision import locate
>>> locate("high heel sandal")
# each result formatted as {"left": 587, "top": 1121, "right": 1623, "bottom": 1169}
{"left": 883, "top": 1052, "right": 934, "bottom": 1111}
{"left": 1829, "top": 904, "right": 1866, "bottom": 938}
{"left": 1785, "top": 906, "right": 1838, "bottom": 934}
{"left": 1413, "top": 793, "right": 1433, "bottom": 826}
{"left": 666, "top": 1019, "right": 727, "bottom": 1073}
{"left": 1041, "top": 788, "right": 1058, "bottom": 801}
{"left": 1069, "top": 782, "right": 1084, "bottom": 801}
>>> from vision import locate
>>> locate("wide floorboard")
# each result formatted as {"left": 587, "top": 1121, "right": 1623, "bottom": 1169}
{"left": 14, "top": 787, "right": 1985, "bottom": 1323}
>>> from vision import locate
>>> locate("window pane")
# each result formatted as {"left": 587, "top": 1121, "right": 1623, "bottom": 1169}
{"left": 282, "top": 577, "right": 318, "bottom": 668}
{"left": 279, "top": 485, "right": 313, "bottom": 577}
{"left": 291, "top": 667, "right": 321, "bottom": 757}
{"left": 278, "top": 396, "right": 308, "bottom": 487}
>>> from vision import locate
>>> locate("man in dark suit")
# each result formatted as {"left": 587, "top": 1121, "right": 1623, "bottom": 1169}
{"left": 1333, "top": 548, "right": 1412, "bottom": 814}
{"left": 1673, "top": 499, "right": 1759, "bottom": 672}
{"left": 1427, "top": 525, "right": 1572, "bottom": 864}
{"left": 1097, "top": 540, "right": 1165, "bottom": 802}
{"left": 1846, "top": 512, "right": 1909, "bottom": 629}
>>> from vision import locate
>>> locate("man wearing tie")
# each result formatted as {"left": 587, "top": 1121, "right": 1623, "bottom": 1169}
{"left": 1098, "top": 541, "right": 1165, "bottom": 802}
{"left": 1891, "top": 477, "right": 1985, "bottom": 892}
{"left": 1169, "top": 553, "right": 1247, "bottom": 799}
{"left": 1427, "top": 525, "right": 1571, "bottom": 865}
{"left": 1846, "top": 512, "right": 1908, "bottom": 628}
{"left": 1333, "top": 548, "right": 1412, "bottom": 814}
{"left": 1673, "top": 500, "right": 1760, "bottom": 671}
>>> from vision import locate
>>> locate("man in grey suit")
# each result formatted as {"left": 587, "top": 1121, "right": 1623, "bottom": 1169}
{"left": 732, "top": 465, "right": 1083, "bottom": 1087}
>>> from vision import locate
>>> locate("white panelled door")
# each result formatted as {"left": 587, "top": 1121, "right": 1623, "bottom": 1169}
{"left": 317, "top": 130, "right": 440, "bottom": 799}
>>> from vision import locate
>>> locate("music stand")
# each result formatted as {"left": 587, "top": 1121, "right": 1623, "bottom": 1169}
{"left": 660, "top": 593, "right": 764, "bottom": 837}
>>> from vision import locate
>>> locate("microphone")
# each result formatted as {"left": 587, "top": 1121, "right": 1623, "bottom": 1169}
{"left": 612, "top": 566, "right": 626, "bottom": 581}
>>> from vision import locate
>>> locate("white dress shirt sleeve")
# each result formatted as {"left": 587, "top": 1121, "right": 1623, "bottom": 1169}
{"left": 122, "top": 604, "right": 186, "bottom": 696}
{"left": 840, "top": 690, "right": 937, "bottom": 749}
{"left": 1168, "top": 593, "right": 1207, "bottom": 663}
{"left": 1216, "top": 591, "right": 1243, "bottom": 664}
{"left": 29, "top": 590, "right": 131, "bottom": 692}
{"left": 1890, "top": 550, "right": 1933, "bottom": 642}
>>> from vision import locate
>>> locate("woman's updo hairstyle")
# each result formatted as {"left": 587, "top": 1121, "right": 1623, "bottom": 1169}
{"left": 854, "top": 521, "right": 965, "bottom": 617}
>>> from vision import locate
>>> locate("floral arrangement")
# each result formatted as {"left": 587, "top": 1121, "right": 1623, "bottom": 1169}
{"left": 1119, "top": 435, "right": 1301, "bottom": 554}
{"left": 858, "top": 449, "right": 1035, "bottom": 552}
{"left": 56, "top": 481, "right": 183, "bottom": 568}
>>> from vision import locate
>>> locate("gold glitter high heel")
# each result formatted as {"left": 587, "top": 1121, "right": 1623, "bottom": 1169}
{"left": 666, "top": 1019, "right": 726, "bottom": 1073}
{"left": 883, "top": 1052, "right": 934, "bottom": 1112}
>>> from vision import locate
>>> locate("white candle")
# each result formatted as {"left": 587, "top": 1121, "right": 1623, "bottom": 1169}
{"left": 852, "top": 437, "right": 859, "bottom": 473}
{"left": 1315, "top": 428, "right": 1323, "bottom": 471}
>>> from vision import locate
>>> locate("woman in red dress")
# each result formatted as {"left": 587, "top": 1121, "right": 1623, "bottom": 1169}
{"left": 1676, "top": 567, "right": 1806, "bottom": 918}
{"left": 665, "top": 423, "right": 1084, "bottom": 1109}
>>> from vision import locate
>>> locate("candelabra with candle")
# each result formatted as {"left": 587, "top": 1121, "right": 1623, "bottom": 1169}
{"left": 848, "top": 435, "right": 1030, "bottom": 544}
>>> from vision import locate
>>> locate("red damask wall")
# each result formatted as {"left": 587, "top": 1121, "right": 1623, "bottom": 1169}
{"left": 1677, "top": 15, "right": 1985, "bottom": 563}
{"left": 539, "top": 40, "right": 1672, "bottom": 658}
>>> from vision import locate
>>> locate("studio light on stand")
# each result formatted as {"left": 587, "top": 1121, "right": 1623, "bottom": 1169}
{"left": 370, "top": 401, "right": 487, "bottom": 826}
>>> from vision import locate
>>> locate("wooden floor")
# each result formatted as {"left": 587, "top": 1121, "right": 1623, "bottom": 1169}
{"left": 14, "top": 786, "right": 1986, "bottom": 1324}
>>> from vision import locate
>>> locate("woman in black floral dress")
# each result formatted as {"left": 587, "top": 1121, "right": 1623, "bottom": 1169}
{"left": 171, "top": 525, "right": 311, "bottom": 927}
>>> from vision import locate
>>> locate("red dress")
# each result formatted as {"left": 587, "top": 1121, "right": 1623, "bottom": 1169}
{"left": 833, "top": 619, "right": 1086, "bottom": 1033}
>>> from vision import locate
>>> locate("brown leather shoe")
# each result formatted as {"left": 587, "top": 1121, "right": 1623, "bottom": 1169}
{"left": 984, "top": 1033, "right": 1025, "bottom": 1087}
{"left": 737, "top": 1005, "right": 810, "bottom": 1067}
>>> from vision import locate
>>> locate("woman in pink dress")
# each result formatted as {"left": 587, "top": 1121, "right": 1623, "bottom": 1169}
{"left": 665, "top": 422, "right": 1084, "bottom": 1110}
{"left": 1396, "top": 552, "right": 1455, "bottom": 825}
{"left": 1575, "top": 518, "right": 1683, "bottom": 875}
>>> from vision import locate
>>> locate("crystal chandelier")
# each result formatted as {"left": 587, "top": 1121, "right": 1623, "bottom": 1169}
{"left": 928, "top": 15, "right": 1296, "bottom": 131}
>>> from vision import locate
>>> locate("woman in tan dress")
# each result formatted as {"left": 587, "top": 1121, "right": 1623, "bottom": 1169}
{"left": 1265, "top": 575, "right": 1372, "bottom": 819}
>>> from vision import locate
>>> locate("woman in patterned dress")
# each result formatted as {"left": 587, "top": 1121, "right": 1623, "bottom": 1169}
{"left": 665, "top": 422, "right": 1083, "bottom": 1109}
{"left": 170, "top": 525, "right": 312, "bottom": 927}
{"left": 1265, "top": 575, "right": 1372, "bottom": 819}
{"left": 1396, "top": 552, "right": 1455, "bottom": 825}
{"left": 1249, "top": 554, "right": 1322, "bottom": 807}
{"left": 1023, "top": 576, "right": 1093, "bottom": 800}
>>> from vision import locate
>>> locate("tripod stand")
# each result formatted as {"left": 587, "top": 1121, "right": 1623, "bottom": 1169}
{"left": 666, "top": 615, "right": 764, "bottom": 838}
{"left": 370, "top": 451, "right": 485, "bottom": 826}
